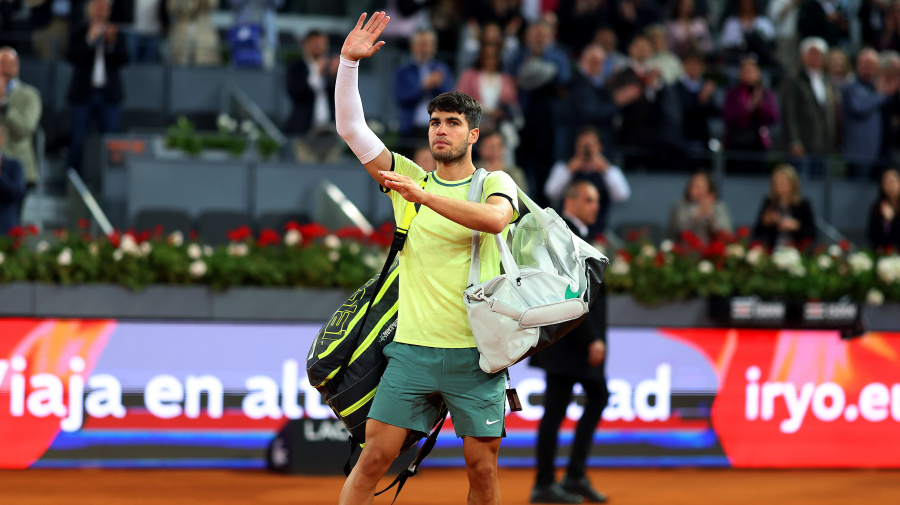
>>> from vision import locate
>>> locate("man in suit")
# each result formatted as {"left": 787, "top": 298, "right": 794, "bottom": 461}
{"left": 285, "top": 31, "right": 337, "bottom": 136}
{"left": 781, "top": 37, "right": 838, "bottom": 178}
{"left": 66, "top": 0, "right": 129, "bottom": 175}
{"left": 0, "top": 47, "right": 43, "bottom": 195}
{"left": 0, "top": 127, "right": 26, "bottom": 235}
{"left": 393, "top": 29, "right": 454, "bottom": 137}
{"left": 674, "top": 51, "right": 718, "bottom": 161}
{"left": 530, "top": 179, "right": 610, "bottom": 504}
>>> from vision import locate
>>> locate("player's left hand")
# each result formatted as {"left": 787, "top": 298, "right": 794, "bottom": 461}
{"left": 380, "top": 171, "right": 428, "bottom": 204}
{"left": 588, "top": 340, "right": 606, "bottom": 367}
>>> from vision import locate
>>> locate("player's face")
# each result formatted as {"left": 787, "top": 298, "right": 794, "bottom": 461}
{"left": 429, "top": 111, "right": 476, "bottom": 164}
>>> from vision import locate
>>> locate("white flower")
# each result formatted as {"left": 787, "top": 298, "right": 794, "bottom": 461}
{"left": 120, "top": 234, "right": 140, "bottom": 256}
{"left": 140, "top": 242, "right": 152, "bottom": 256}
{"left": 57, "top": 248, "right": 72, "bottom": 266}
{"left": 726, "top": 243, "right": 745, "bottom": 259}
{"left": 816, "top": 254, "right": 833, "bottom": 270}
{"left": 284, "top": 229, "right": 301, "bottom": 247}
{"left": 876, "top": 256, "right": 900, "bottom": 284}
{"left": 867, "top": 288, "right": 885, "bottom": 306}
{"left": 0, "top": 251, "right": 5, "bottom": 265}
{"left": 169, "top": 231, "right": 184, "bottom": 247}
{"left": 113, "top": 249, "right": 124, "bottom": 262}
{"left": 187, "top": 243, "right": 202, "bottom": 260}
{"left": 227, "top": 243, "right": 249, "bottom": 257}
{"left": 240, "top": 119, "right": 254, "bottom": 133}
{"left": 217, "top": 113, "right": 231, "bottom": 130}
{"left": 828, "top": 244, "right": 843, "bottom": 257}
{"left": 228, "top": 117, "right": 238, "bottom": 132}
{"left": 324, "top": 234, "right": 341, "bottom": 250}
{"left": 640, "top": 243, "right": 656, "bottom": 258}
{"left": 771, "top": 246, "right": 802, "bottom": 272}
{"left": 328, "top": 250, "right": 340, "bottom": 262}
{"left": 36, "top": 240, "right": 50, "bottom": 254}
{"left": 746, "top": 245, "right": 765, "bottom": 266}
{"left": 349, "top": 243, "right": 361, "bottom": 255}
{"left": 848, "top": 252, "right": 874, "bottom": 274}
{"left": 698, "top": 260, "right": 714, "bottom": 274}
{"left": 788, "top": 264, "right": 807, "bottom": 277}
{"left": 203, "top": 245, "right": 214, "bottom": 257}
{"left": 189, "top": 260, "right": 207, "bottom": 279}
{"left": 610, "top": 256, "right": 630, "bottom": 276}
{"left": 248, "top": 128, "right": 260, "bottom": 142}
{"left": 660, "top": 240, "right": 674, "bottom": 253}
{"left": 363, "top": 253, "right": 380, "bottom": 269}
{"left": 89, "top": 243, "right": 99, "bottom": 257}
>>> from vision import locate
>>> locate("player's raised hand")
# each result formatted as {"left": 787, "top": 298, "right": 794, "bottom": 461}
{"left": 341, "top": 12, "right": 390, "bottom": 62}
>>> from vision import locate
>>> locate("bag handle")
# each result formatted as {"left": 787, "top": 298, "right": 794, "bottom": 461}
{"left": 466, "top": 168, "right": 489, "bottom": 288}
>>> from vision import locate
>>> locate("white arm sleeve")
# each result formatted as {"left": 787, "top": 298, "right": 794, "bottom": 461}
{"left": 602, "top": 165, "right": 631, "bottom": 202}
{"left": 334, "top": 57, "right": 386, "bottom": 164}
{"left": 543, "top": 160, "right": 572, "bottom": 202}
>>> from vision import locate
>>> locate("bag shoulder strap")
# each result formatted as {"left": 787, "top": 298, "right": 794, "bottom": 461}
{"left": 466, "top": 168, "right": 489, "bottom": 289}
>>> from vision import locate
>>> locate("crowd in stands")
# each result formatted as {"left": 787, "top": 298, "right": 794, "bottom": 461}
{"left": 0, "top": 0, "right": 899, "bottom": 253}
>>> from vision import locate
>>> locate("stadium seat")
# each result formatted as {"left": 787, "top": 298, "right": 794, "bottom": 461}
{"left": 197, "top": 210, "right": 255, "bottom": 245}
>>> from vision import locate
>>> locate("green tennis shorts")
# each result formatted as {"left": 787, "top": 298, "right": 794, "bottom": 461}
{"left": 368, "top": 342, "right": 507, "bottom": 438}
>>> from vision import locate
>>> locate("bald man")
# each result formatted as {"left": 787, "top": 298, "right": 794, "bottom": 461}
{"left": 0, "top": 47, "right": 42, "bottom": 191}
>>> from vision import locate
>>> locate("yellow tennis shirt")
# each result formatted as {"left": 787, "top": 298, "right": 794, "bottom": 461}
{"left": 385, "top": 152, "right": 519, "bottom": 348}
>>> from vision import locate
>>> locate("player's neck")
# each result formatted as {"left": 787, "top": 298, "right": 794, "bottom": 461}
{"left": 435, "top": 155, "right": 475, "bottom": 181}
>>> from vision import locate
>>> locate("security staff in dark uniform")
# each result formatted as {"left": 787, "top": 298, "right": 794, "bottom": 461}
{"left": 530, "top": 180, "right": 609, "bottom": 504}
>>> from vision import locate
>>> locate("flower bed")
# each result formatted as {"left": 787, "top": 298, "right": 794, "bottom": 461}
{"left": 1, "top": 223, "right": 898, "bottom": 307}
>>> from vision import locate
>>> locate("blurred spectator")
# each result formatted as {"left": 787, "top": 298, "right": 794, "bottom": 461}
{"left": 380, "top": 0, "right": 431, "bottom": 43}
{"left": 615, "top": 0, "right": 662, "bottom": 51}
{"left": 66, "top": 0, "right": 128, "bottom": 175}
{"left": 393, "top": 29, "right": 454, "bottom": 137}
{"left": 859, "top": 0, "right": 891, "bottom": 50}
{"left": 475, "top": 128, "right": 529, "bottom": 193}
{"left": 285, "top": 30, "right": 339, "bottom": 162}
{"left": 877, "top": 0, "right": 900, "bottom": 51}
{"left": 0, "top": 127, "right": 25, "bottom": 235}
{"left": 675, "top": 51, "right": 718, "bottom": 159}
{"left": 646, "top": 24, "right": 684, "bottom": 84}
{"left": 667, "top": 170, "right": 733, "bottom": 243}
{"left": 557, "top": 0, "right": 615, "bottom": 57}
{"left": 230, "top": 0, "right": 284, "bottom": 67}
{"left": 593, "top": 27, "right": 629, "bottom": 81}
{"left": 544, "top": 126, "right": 630, "bottom": 236}
{"left": 723, "top": 56, "right": 779, "bottom": 172}
{"left": 466, "top": 0, "right": 524, "bottom": 38}
{"left": 459, "top": 21, "right": 519, "bottom": 71}
{"left": 868, "top": 167, "right": 900, "bottom": 249}
{"left": 0, "top": 47, "right": 42, "bottom": 193}
{"left": 720, "top": 0, "right": 777, "bottom": 68}
{"left": 429, "top": 0, "right": 465, "bottom": 64}
{"left": 880, "top": 51, "right": 900, "bottom": 161}
{"left": 797, "top": 0, "right": 848, "bottom": 49}
{"left": 611, "top": 35, "right": 684, "bottom": 170}
{"left": 827, "top": 47, "right": 853, "bottom": 92}
{"left": 780, "top": 37, "right": 838, "bottom": 178}
{"left": 111, "top": 0, "right": 168, "bottom": 63}
{"left": 168, "top": 0, "right": 220, "bottom": 66}
{"left": 566, "top": 44, "right": 642, "bottom": 154}
{"left": 507, "top": 19, "right": 571, "bottom": 204}
{"left": 767, "top": 0, "right": 802, "bottom": 71}
{"left": 456, "top": 43, "right": 520, "bottom": 139}
{"left": 842, "top": 48, "right": 898, "bottom": 178}
{"left": 31, "top": 0, "right": 87, "bottom": 60}
{"left": 753, "top": 164, "right": 816, "bottom": 249}
{"left": 665, "top": 0, "right": 713, "bottom": 58}
{"left": 412, "top": 143, "right": 436, "bottom": 172}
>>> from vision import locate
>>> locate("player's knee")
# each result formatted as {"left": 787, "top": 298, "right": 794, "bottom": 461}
{"left": 357, "top": 445, "right": 397, "bottom": 478}
{"left": 466, "top": 459, "right": 498, "bottom": 487}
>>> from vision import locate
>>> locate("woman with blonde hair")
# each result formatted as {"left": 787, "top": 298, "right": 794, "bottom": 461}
{"left": 753, "top": 164, "right": 816, "bottom": 249}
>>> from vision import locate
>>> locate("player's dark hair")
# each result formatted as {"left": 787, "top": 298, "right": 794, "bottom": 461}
{"left": 427, "top": 91, "right": 482, "bottom": 130}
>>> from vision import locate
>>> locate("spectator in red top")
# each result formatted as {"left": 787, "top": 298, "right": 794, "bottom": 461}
{"left": 723, "top": 56, "right": 779, "bottom": 172}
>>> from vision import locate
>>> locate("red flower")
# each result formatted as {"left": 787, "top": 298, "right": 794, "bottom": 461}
{"left": 625, "top": 229, "right": 645, "bottom": 242}
{"left": 153, "top": 225, "right": 164, "bottom": 237}
{"left": 189, "top": 230, "right": 199, "bottom": 242}
{"left": 839, "top": 239, "right": 851, "bottom": 252}
{"left": 226, "top": 225, "right": 253, "bottom": 243}
{"left": 672, "top": 243, "right": 685, "bottom": 256}
{"left": 336, "top": 226, "right": 366, "bottom": 241}
{"left": 716, "top": 230, "right": 736, "bottom": 244}
{"left": 26, "top": 224, "right": 39, "bottom": 236}
{"left": 653, "top": 251, "right": 665, "bottom": 267}
{"left": 257, "top": 228, "right": 281, "bottom": 247}
{"left": 703, "top": 240, "right": 726, "bottom": 259}
{"left": 107, "top": 230, "right": 121, "bottom": 248}
{"left": 137, "top": 230, "right": 151, "bottom": 244}
{"left": 813, "top": 244, "right": 826, "bottom": 256}
{"left": 369, "top": 222, "right": 395, "bottom": 248}
{"left": 736, "top": 226, "right": 751, "bottom": 239}
{"left": 593, "top": 233, "right": 606, "bottom": 245}
{"left": 285, "top": 221, "right": 303, "bottom": 232}
{"left": 7, "top": 226, "right": 24, "bottom": 238}
{"left": 617, "top": 250, "right": 633, "bottom": 263}
{"left": 680, "top": 230, "right": 704, "bottom": 251}
{"left": 77, "top": 218, "right": 89, "bottom": 229}
{"left": 886, "top": 246, "right": 897, "bottom": 255}
{"left": 297, "top": 223, "right": 330, "bottom": 241}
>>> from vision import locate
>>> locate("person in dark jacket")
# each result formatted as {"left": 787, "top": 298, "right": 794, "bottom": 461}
{"left": 868, "top": 167, "right": 900, "bottom": 250}
{"left": 530, "top": 179, "right": 610, "bottom": 504}
{"left": 753, "top": 164, "right": 817, "bottom": 249}
{"left": 66, "top": 0, "right": 129, "bottom": 175}
{"left": 0, "top": 128, "right": 26, "bottom": 235}
{"left": 285, "top": 30, "right": 337, "bottom": 136}
{"left": 674, "top": 50, "right": 718, "bottom": 168}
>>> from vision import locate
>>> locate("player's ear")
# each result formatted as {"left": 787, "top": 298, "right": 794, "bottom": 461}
{"left": 469, "top": 127, "right": 479, "bottom": 145}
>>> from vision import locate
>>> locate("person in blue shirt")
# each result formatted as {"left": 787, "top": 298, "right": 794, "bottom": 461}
{"left": 0, "top": 127, "right": 26, "bottom": 235}
{"left": 393, "top": 29, "right": 454, "bottom": 137}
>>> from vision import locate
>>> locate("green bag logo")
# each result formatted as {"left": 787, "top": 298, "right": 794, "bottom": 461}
{"left": 565, "top": 284, "right": 579, "bottom": 300}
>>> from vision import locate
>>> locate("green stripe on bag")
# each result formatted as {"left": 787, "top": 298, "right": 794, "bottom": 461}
{"left": 340, "top": 387, "right": 378, "bottom": 417}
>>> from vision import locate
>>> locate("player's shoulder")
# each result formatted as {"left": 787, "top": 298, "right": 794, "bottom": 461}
{"left": 483, "top": 169, "right": 518, "bottom": 190}
{"left": 391, "top": 152, "right": 427, "bottom": 179}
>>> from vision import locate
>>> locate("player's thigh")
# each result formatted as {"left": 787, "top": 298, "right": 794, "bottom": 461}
{"left": 368, "top": 342, "right": 443, "bottom": 434}
{"left": 439, "top": 347, "right": 506, "bottom": 438}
